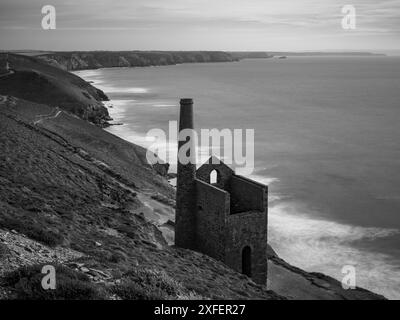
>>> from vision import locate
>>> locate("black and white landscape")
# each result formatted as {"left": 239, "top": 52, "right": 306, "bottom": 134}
{"left": 0, "top": 0, "right": 399, "bottom": 302}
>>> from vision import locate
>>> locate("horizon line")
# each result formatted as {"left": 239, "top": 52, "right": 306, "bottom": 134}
{"left": 0, "top": 49, "right": 395, "bottom": 54}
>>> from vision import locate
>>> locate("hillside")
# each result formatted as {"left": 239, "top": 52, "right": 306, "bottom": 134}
{"left": 0, "top": 54, "right": 386, "bottom": 300}
{"left": 0, "top": 95, "right": 283, "bottom": 300}
{"left": 0, "top": 53, "right": 110, "bottom": 126}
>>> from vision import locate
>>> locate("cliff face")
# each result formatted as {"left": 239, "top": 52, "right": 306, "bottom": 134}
{"left": 229, "top": 52, "right": 274, "bottom": 59}
{"left": 0, "top": 53, "right": 110, "bottom": 126}
{"left": 37, "top": 51, "right": 239, "bottom": 71}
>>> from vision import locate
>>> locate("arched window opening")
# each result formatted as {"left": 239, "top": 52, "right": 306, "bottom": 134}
{"left": 210, "top": 169, "right": 219, "bottom": 184}
{"left": 242, "top": 246, "right": 252, "bottom": 277}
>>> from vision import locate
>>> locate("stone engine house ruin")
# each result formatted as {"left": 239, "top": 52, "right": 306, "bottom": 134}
{"left": 175, "top": 98, "right": 268, "bottom": 285}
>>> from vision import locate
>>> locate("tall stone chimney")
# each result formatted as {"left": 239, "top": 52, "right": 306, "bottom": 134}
{"left": 175, "top": 98, "right": 196, "bottom": 249}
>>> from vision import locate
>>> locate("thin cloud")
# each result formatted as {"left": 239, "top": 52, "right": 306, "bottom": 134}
{"left": 0, "top": 0, "right": 399, "bottom": 50}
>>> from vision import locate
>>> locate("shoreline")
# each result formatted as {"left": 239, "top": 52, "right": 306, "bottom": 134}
{"left": 73, "top": 61, "right": 399, "bottom": 299}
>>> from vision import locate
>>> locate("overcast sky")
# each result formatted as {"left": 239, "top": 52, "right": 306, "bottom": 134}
{"left": 0, "top": 0, "right": 399, "bottom": 52}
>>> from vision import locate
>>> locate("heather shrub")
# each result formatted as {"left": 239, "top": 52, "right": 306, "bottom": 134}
{"left": 111, "top": 267, "right": 184, "bottom": 300}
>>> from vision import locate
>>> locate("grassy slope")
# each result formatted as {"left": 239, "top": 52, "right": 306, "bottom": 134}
{"left": 37, "top": 106, "right": 173, "bottom": 197}
{"left": 0, "top": 53, "right": 109, "bottom": 124}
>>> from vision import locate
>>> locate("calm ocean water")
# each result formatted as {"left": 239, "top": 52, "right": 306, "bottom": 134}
{"left": 75, "top": 56, "right": 400, "bottom": 299}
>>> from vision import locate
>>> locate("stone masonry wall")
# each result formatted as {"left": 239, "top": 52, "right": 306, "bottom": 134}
{"left": 196, "top": 158, "right": 234, "bottom": 191}
{"left": 230, "top": 175, "right": 266, "bottom": 214}
{"left": 195, "top": 179, "right": 230, "bottom": 261}
{"left": 225, "top": 211, "right": 268, "bottom": 285}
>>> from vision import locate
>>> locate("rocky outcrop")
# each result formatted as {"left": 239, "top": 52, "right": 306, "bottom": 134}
{"left": 152, "top": 162, "right": 170, "bottom": 177}
{"left": 267, "top": 249, "right": 386, "bottom": 300}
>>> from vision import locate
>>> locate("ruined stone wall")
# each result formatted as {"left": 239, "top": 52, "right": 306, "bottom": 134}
{"left": 195, "top": 179, "right": 230, "bottom": 261}
{"left": 230, "top": 175, "right": 266, "bottom": 214}
{"left": 225, "top": 211, "right": 268, "bottom": 285}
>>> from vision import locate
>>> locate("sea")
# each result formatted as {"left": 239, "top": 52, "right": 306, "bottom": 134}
{"left": 74, "top": 56, "right": 400, "bottom": 299}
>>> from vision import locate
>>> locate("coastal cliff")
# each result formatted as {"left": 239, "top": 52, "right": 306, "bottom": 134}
{"left": 36, "top": 51, "right": 239, "bottom": 71}
{"left": 0, "top": 53, "right": 110, "bottom": 126}
{"left": 33, "top": 51, "right": 384, "bottom": 72}
{"left": 0, "top": 53, "right": 386, "bottom": 300}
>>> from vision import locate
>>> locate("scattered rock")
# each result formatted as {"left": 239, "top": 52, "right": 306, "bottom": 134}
{"left": 0, "top": 228, "right": 84, "bottom": 278}
{"left": 21, "top": 187, "right": 31, "bottom": 193}
{"left": 163, "top": 220, "right": 175, "bottom": 227}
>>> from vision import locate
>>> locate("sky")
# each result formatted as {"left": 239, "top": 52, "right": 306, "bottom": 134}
{"left": 0, "top": 0, "right": 399, "bottom": 52}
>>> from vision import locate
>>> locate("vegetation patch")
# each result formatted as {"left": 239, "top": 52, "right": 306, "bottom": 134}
{"left": 0, "top": 243, "right": 10, "bottom": 259}
{"left": 1, "top": 264, "right": 108, "bottom": 300}
{"left": 111, "top": 267, "right": 185, "bottom": 300}
{"left": 0, "top": 215, "right": 64, "bottom": 247}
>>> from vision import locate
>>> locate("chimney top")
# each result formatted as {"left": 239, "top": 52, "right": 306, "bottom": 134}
{"left": 180, "top": 98, "right": 193, "bottom": 105}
